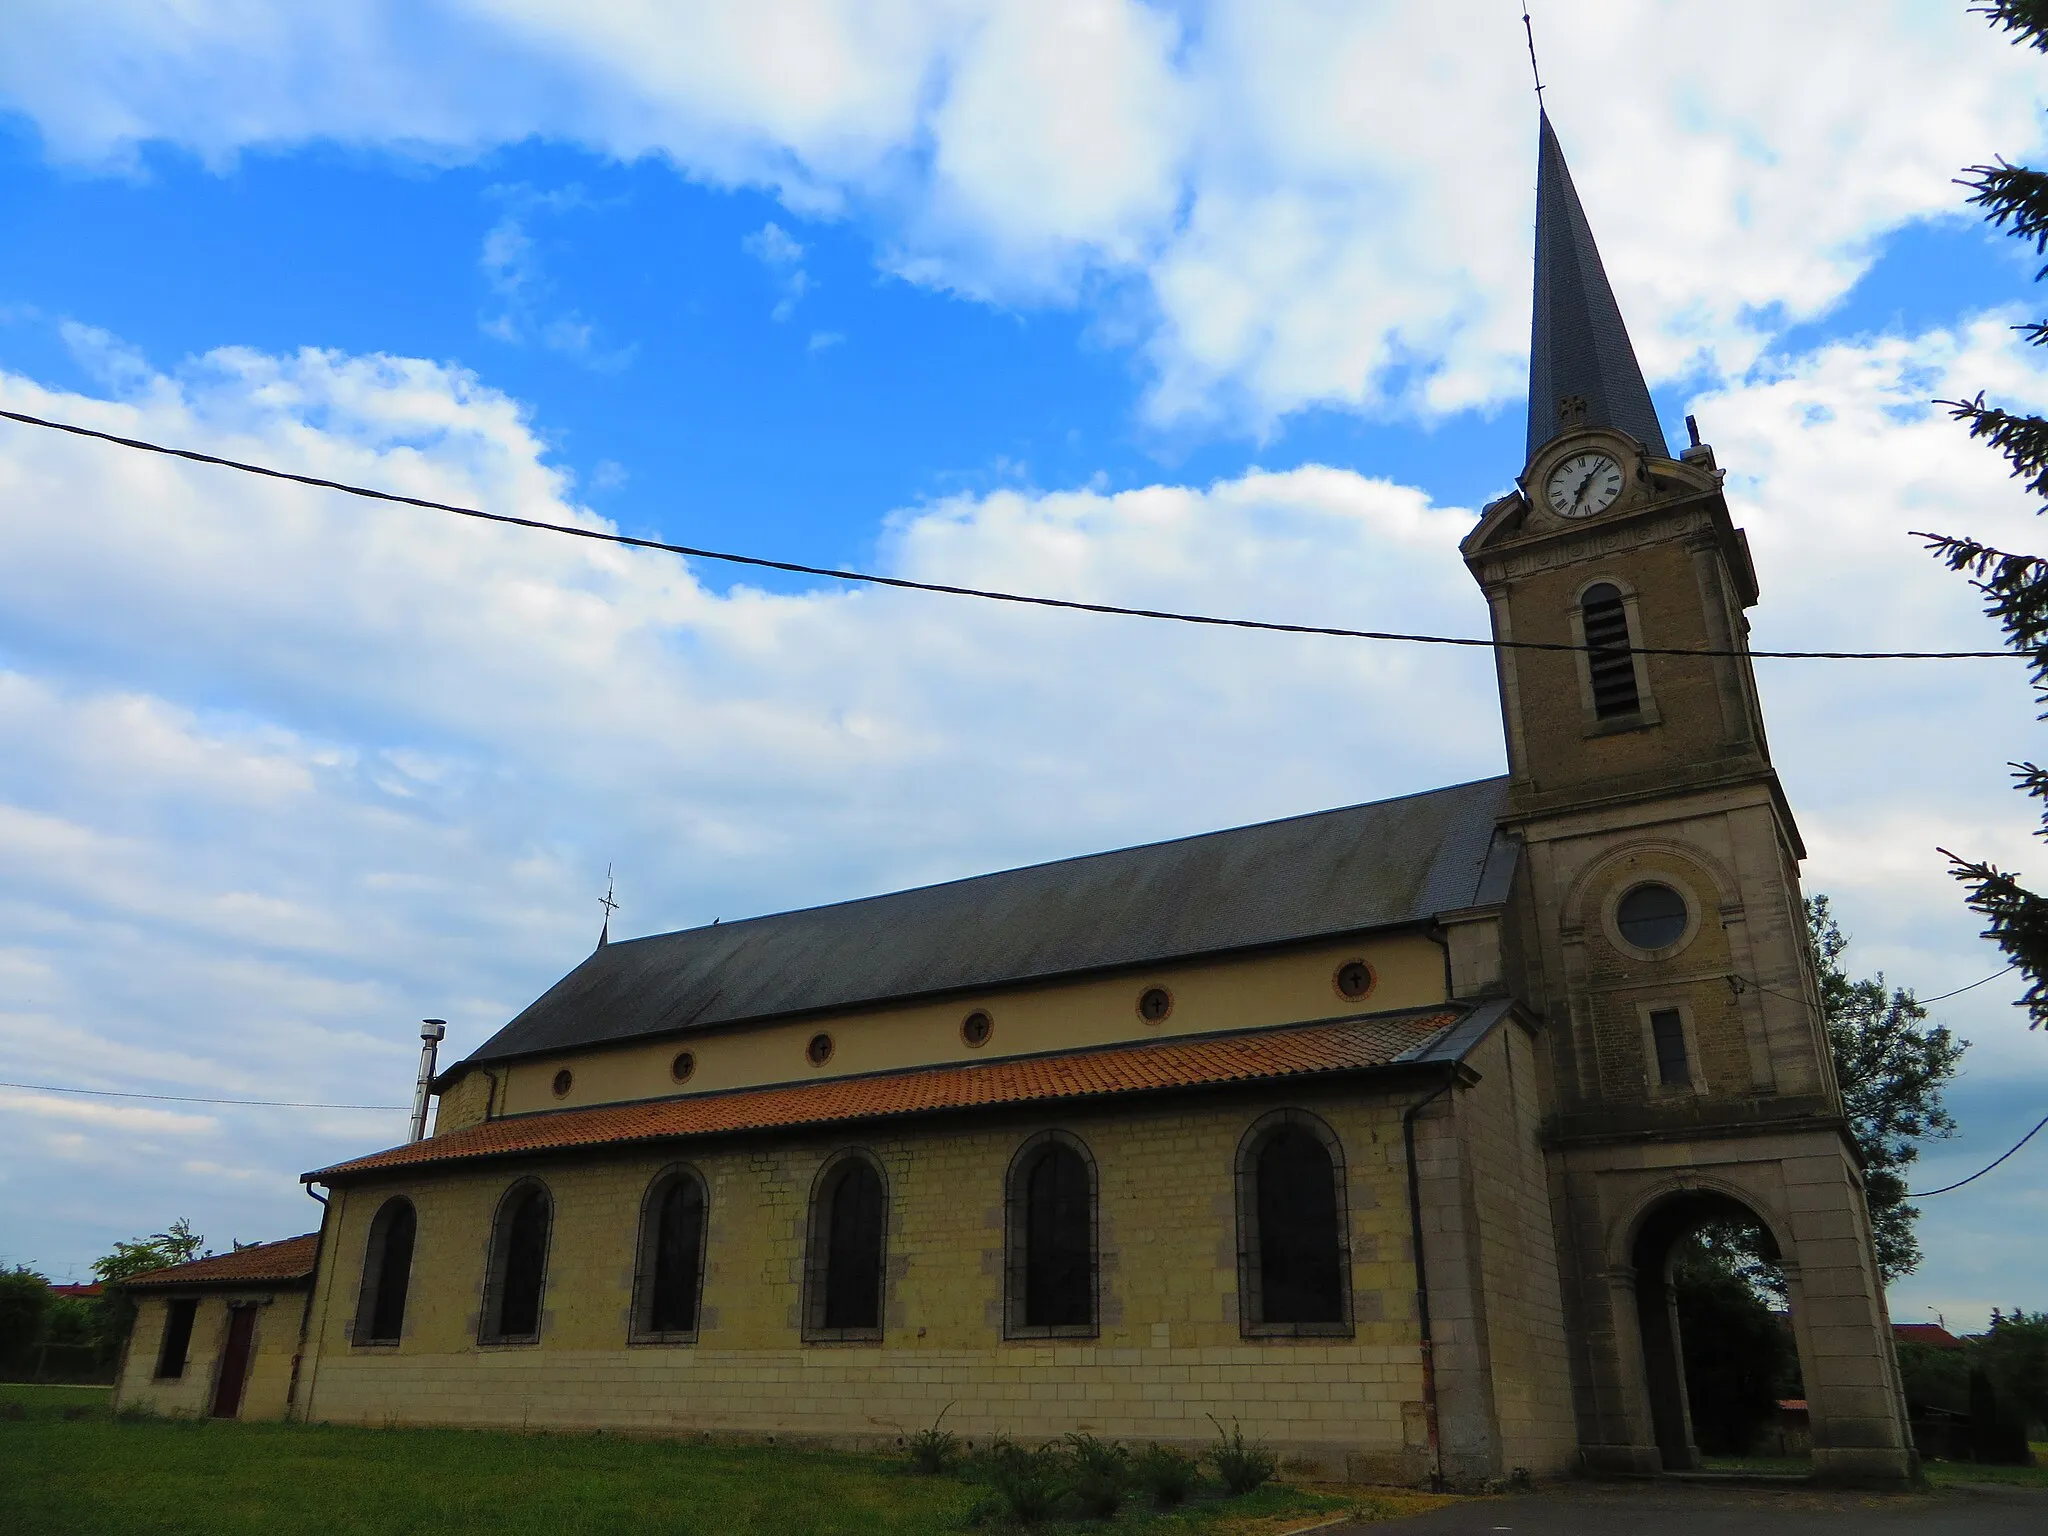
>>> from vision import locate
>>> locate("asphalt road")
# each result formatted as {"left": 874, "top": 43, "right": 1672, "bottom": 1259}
{"left": 1336, "top": 1480, "right": 2048, "bottom": 1535}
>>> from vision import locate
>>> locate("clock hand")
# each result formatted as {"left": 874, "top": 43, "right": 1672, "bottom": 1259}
{"left": 1570, "top": 469, "right": 1599, "bottom": 510}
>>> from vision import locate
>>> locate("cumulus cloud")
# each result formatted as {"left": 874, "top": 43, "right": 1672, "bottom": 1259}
{"left": 1, "top": 313, "right": 2046, "bottom": 1298}
{"left": 1, "top": 2, "right": 2038, "bottom": 426}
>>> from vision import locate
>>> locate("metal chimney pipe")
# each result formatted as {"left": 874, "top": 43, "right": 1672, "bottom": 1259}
{"left": 409, "top": 1020, "right": 447, "bottom": 1143}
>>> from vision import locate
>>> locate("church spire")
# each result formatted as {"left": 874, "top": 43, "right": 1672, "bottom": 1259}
{"left": 1527, "top": 112, "right": 1668, "bottom": 461}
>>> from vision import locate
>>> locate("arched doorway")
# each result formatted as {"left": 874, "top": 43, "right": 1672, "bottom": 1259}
{"left": 1630, "top": 1189, "right": 1804, "bottom": 1471}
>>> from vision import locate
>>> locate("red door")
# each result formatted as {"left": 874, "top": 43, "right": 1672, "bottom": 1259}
{"left": 210, "top": 1306, "right": 257, "bottom": 1419}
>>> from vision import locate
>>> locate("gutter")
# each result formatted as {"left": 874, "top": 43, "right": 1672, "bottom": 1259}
{"left": 1402, "top": 1063, "right": 1459, "bottom": 1494}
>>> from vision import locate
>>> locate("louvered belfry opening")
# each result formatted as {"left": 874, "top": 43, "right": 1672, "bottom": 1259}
{"left": 1581, "top": 583, "right": 1641, "bottom": 718}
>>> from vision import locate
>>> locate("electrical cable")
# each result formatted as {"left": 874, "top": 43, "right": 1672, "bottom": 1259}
{"left": 1908, "top": 1112, "right": 2048, "bottom": 1197}
{"left": 0, "top": 1079, "right": 406, "bottom": 1111}
{"left": 0, "top": 407, "right": 2020, "bottom": 662}
{"left": 1918, "top": 962, "right": 2020, "bottom": 1004}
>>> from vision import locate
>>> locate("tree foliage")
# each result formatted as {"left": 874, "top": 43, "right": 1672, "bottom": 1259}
{"left": 91, "top": 1218, "right": 208, "bottom": 1351}
{"left": 0, "top": 1267, "right": 54, "bottom": 1373}
{"left": 1673, "top": 1246, "right": 1799, "bottom": 1454}
{"left": 1923, "top": 2, "right": 2048, "bottom": 1029}
{"left": 1807, "top": 898, "right": 1966, "bottom": 1280}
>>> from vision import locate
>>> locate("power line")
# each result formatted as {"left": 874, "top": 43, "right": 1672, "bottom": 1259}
{"left": 1908, "top": 1112, "right": 2048, "bottom": 1197}
{"left": 1919, "top": 962, "right": 2020, "bottom": 1004}
{"left": 0, "top": 1079, "right": 406, "bottom": 1111}
{"left": 0, "top": 407, "right": 2018, "bottom": 662}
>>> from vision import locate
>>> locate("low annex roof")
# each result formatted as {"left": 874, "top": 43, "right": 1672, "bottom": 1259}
{"left": 317, "top": 1003, "right": 1506, "bottom": 1185}
{"left": 456, "top": 776, "right": 1515, "bottom": 1071}
{"left": 122, "top": 1233, "right": 319, "bottom": 1291}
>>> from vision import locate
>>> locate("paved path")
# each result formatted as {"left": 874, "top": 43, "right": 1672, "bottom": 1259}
{"left": 1332, "top": 1480, "right": 2048, "bottom": 1535}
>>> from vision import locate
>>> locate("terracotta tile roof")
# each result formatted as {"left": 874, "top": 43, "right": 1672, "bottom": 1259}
{"left": 122, "top": 1233, "right": 320, "bottom": 1290}
{"left": 1893, "top": 1322, "right": 1966, "bottom": 1351}
{"left": 315, "top": 1008, "right": 1466, "bottom": 1183}
{"left": 50, "top": 1282, "right": 102, "bottom": 1299}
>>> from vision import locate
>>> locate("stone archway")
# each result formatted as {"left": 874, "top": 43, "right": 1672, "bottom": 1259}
{"left": 1628, "top": 1187, "right": 1792, "bottom": 1470}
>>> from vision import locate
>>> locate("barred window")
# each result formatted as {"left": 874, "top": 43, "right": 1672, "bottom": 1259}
{"left": 1005, "top": 1133, "right": 1097, "bottom": 1337}
{"left": 353, "top": 1197, "right": 417, "bottom": 1345}
{"left": 804, "top": 1154, "right": 886, "bottom": 1340}
{"left": 1581, "top": 583, "right": 1641, "bottom": 719}
{"left": 480, "top": 1181, "right": 551, "bottom": 1345}
{"left": 632, "top": 1166, "right": 708, "bottom": 1342}
{"left": 1236, "top": 1112, "right": 1352, "bottom": 1337}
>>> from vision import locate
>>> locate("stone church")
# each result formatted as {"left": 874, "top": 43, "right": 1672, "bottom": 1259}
{"left": 113, "top": 115, "right": 1916, "bottom": 1486}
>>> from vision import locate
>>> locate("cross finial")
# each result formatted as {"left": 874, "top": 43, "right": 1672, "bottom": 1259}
{"left": 598, "top": 864, "right": 619, "bottom": 947}
{"left": 1522, "top": 4, "right": 1545, "bottom": 99}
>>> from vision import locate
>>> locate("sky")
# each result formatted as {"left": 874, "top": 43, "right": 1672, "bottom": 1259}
{"left": 0, "top": 0, "right": 2044, "bottom": 1335}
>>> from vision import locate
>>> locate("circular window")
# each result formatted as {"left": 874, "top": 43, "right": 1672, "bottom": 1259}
{"left": 1137, "top": 986, "right": 1173, "bottom": 1024}
{"left": 670, "top": 1050, "right": 696, "bottom": 1084}
{"left": 806, "top": 1032, "right": 834, "bottom": 1066}
{"left": 1334, "top": 959, "right": 1375, "bottom": 1001}
{"left": 1616, "top": 882, "right": 1690, "bottom": 952}
{"left": 961, "top": 1010, "right": 993, "bottom": 1048}
{"left": 551, "top": 1068, "right": 573, "bottom": 1098}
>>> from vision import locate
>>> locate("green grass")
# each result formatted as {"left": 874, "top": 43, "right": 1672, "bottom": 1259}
{"left": 1922, "top": 1452, "right": 2048, "bottom": 1491}
{"left": 0, "top": 1383, "right": 1353, "bottom": 1536}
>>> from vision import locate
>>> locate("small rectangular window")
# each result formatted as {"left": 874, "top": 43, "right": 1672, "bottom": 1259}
{"left": 155, "top": 1298, "right": 197, "bottom": 1379}
{"left": 1650, "top": 1009, "right": 1692, "bottom": 1088}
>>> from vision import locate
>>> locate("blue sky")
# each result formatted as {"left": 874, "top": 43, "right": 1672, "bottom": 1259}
{"left": 1, "top": 1, "right": 2046, "bottom": 1336}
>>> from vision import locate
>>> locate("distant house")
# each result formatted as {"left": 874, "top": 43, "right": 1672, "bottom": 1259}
{"left": 47, "top": 1283, "right": 101, "bottom": 1301}
{"left": 1893, "top": 1323, "right": 1966, "bottom": 1352}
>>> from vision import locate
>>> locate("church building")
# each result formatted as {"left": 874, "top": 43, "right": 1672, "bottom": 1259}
{"left": 113, "top": 115, "right": 1916, "bottom": 1486}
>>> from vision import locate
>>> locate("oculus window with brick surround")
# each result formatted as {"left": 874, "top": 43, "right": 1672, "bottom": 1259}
{"left": 154, "top": 1297, "right": 197, "bottom": 1379}
{"left": 632, "top": 1165, "right": 708, "bottom": 1342}
{"left": 1616, "top": 882, "right": 1689, "bottom": 952}
{"left": 1005, "top": 1131, "right": 1097, "bottom": 1338}
{"left": 353, "top": 1197, "right": 416, "bottom": 1346}
{"left": 804, "top": 1153, "right": 886, "bottom": 1341}
{"left": 1236, "top": 1112, "right": 1352, "bottom": 1337}
{"left": 480, "top": 1180, "right": 552, "bottom": 1345}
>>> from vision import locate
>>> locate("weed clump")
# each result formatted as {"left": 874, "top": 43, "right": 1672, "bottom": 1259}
{"left": 906, "top": 1404, "right": 961, "bottom": 1475}
{"left": 1063, "top": 1433, "right": 1128, "bottom": 1518}
{"left": 1131, "top": 1441, "right": 1200, "bottom": 1508}
{"left": 1206, "top": 1415, "right": 1277, "bottom": 1495}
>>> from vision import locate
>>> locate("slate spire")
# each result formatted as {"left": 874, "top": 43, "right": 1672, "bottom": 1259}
{"left": 1527, "top": 112, "right": 1668, "bottom": 460}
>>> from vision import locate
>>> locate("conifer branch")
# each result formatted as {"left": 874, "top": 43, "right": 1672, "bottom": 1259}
{"left": 1973, "top": 1, "right": 2048, "bottom": 53}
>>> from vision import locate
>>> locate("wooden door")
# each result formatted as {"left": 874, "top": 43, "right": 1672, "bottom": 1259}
{"left": 210, "top": 1305, "right": 256, "bottom": 1419}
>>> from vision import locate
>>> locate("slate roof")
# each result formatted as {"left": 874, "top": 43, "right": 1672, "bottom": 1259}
{"left": 319, "top": 1003, "right": 1505, "bottom": 1184}
{"left": 455, "top": 776, "right": 1516, "bottom": 1071}
{"left": 122, "top": 1234, "right": 319, "bottom": 1290}
{"left": 1527, "top": 112, "right": 1669, "bottom": 459}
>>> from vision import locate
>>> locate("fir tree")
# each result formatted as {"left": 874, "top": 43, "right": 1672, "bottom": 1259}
{"left": 1924, "top": 2, "right": 2048, "bottom": 1030}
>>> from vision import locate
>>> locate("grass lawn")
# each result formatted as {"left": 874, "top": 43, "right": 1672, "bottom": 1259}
{"left": 0, "top": 1382, "right": 1429, "bottom": 1536}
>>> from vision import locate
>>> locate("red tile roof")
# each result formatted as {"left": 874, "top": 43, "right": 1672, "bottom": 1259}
{"left": 312, "top": 1009, "right": 1463, "bottom": 1183}
{"left": 50, "top": 1282, "right": 102, "bottom": 1299}
{"left": 1893, "top": 1322, "right": 1966, "bottom": 1351}
{"left": 122, "top": 1234, "right": 319, "bottom": 1290}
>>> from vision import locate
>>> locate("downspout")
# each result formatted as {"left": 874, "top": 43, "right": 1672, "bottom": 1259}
{"left": 286, "top": 1180, "right": 331, "bottom": 1421}
{"left": 1403, "top": 1064, "right": 1460, "bottom": 1494}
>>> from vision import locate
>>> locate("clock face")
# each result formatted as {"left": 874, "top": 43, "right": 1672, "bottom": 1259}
{"left": 1545, "top": 452, "right": 1625, "bottom": 518}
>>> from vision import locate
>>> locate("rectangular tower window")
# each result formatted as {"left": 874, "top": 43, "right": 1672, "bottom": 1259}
{"left": 1649, "top": 1009, "right": 1692, "bottom": 1088}
{"left": 155, "top": 1298, "right": 197, "bottom": 1379}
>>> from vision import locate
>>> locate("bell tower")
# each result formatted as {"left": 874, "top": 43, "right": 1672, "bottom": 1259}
{"left": 1465, "top": 113, "right": 1914, "bottom": 1483}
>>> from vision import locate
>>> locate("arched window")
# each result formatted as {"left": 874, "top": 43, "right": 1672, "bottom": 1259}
{"left": 631, "top": 1165, "right": 708, "bottom": 1342}
{"left": 1581, "top": 582, "right": 1641, "bottom": 719}
{"left": 353, "top": 1197, "right": 417, "bottom": 1346}
{"left": 803, "top": 1153, "right": 886, "bottom": 1342}
{"left": 480, "top": 1180, "right": 551, "bottom": 1345}
{"left": 1004, "top": 1132, "right": 1097, "bottom": 1338}
{"left": 1236, "top": 1112, "right": 1352, "bottom": 1338}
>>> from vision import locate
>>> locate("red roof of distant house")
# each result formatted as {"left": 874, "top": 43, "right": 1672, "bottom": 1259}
{"left": 121, "top": 1234, "right": 319, "bottom": 1290}
{"left": 311, "top": 1008, "right": 1473, "bottom": 1183}
{"left": 1893, "top": 1322, "right": 1966, "bottom": 1351}
{"left": 49, "top": 1282, "right": 102, "bottom": 1299}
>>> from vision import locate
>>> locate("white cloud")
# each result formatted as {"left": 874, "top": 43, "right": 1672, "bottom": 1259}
{"left": 2, "top": 2, "right": 2039, "bottom": 426}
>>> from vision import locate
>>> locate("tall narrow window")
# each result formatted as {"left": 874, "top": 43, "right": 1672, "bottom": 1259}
{"left": 804, "top": 1154, "right": 885, "bottom": 1341}
{"left": 1581, "top": 582, "right": 1641, "bottom": 719}
{"left": 1005, "top": 1133, "right": 1097, "bottom": 1338}
{"left": 1650, "top": 1009, "right": 1693, "bottom": 1088}
{"left": 353, "top": 1197, "right": 417, "bottom": 1346}
{"left": 1237, "top": 1112, "right": 1351, "bottom": 1337}
{"left": 632, "top": 1166, "right": 707, "bottom": 1342}
{"left": 155, "top": 1298, "right": 197, "bottom": 1379}
{"left": 481, "top": 1181, "right": 551, "bottom": 1345}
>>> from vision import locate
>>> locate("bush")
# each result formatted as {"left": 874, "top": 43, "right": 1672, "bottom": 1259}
{"left": 979, "top": 1439, "right": 1069, "bottom": 1526}
{"left": 907, "top": 1404, "right": 960, "bottom": 1475}
{"left": 0, "top": 1268, "right": 53, "bottom": 1373}
{"left": 1206, "top": 1416, "right": 1277, "bottom": 1495}
{"left": 1131, "top": 1442, "right": 1200, "bottom": 1508}
{"left": 1063, "top": 1434, "right": 1128, "bottom": 1519}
